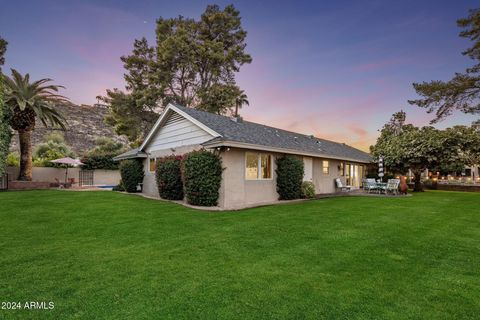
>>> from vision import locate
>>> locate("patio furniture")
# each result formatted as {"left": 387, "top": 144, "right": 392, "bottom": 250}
{"left": 376, "top": 182, "right": 387, "bottom": 194}
{"left": 335, "top": 178, "right": 351, "bottom": 192}
{"left": 363, "top": 178, "right": 378, "bottom": 193}
{"left": 50, "top": 157, "right": 84, "bottom": 184}
{"left": 54, "top": 178, "right": 72, "bottom": 189}
{"left": 386, "top": 179, "right": 400, "bottom": 195}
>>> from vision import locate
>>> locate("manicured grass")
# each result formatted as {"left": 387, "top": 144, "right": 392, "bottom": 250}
{"left": 0, "top": 190, "right": 479, "bottom": 319}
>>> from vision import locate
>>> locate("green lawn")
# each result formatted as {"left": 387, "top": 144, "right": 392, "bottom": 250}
{"left": 0, "top": 190, "right": 479, "bottom": 319}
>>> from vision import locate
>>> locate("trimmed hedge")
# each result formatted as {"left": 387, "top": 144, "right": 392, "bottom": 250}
{"left": 155, "top": 155, "right": 184, "bottom": 200}
{"left": 119, "top": 159, "right": 144, "bottom": 193}
{"left": 81, "top": 155, "right": 119, "bottom": 170}
{"left": 276, "top": 155, "right": 304, "bottom": 200}
{"left": 301, "top": 181, "right": 316, "bottom": 199}
{"left": 182, "top": 150, "right": 222, "bottom": 206}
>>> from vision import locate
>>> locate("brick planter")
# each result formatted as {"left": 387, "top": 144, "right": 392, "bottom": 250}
{"left": 8, "top": 181, "right": 56, "bottom": 190}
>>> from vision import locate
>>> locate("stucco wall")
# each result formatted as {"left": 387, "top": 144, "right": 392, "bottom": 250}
{"left": 219, "top": 150, "right": 367, "bottom": 208}
{"left": 312, "top": 158, "right": 343, "bottom": 193}
{"left": 219, "top": 148, "right": 280, "bottom": 209}
{"left": 140, "top": 145, "right": 368, "bottom": 209}
{"left": 6, "top": 167, "right": 120, "bottom": 186}
{"left": 142, "top": 145, "right": 202, "bottom": 198}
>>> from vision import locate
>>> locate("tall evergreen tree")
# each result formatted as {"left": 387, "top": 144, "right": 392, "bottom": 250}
{"left": 409, "top": 9, "right": 480, "bottom": 124}
{"left": 100, "top": 4, "right": 252, "bottom": 143}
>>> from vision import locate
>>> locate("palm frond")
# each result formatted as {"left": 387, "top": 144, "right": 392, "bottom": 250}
{"left": 3, "top": 69, "right": 69, "bottom": 130}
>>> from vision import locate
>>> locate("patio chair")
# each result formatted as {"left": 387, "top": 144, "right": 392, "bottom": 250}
{"left": 386, "top": 179, "right": 400, "bottom": 195}
{"left": 363, "top": 179, "right": 378, "bottom": 194}
{"left": 335, "top": 178, "right": 351, "bottom": 192}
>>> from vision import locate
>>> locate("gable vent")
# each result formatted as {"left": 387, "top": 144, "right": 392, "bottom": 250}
{"left": 165, "top": 112, "right": 184, "bottom": 126}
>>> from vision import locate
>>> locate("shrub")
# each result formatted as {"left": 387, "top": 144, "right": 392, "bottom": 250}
{"left": 81, "top": 155, "right": 118, "bottom": 170}
{"left": 0, "top": 88, "right": 13, "bottom": 176}
{"left": 81, "top": 138, "right": 125, "bottom": 170}
{"left": 182, "top": 150, "right": 222, "bottom": 206}
{"left": 276, "top": 155, "right": 304, "bottom": 200}
{"left": 155, "top": 155, "right": 184, "bottom": 200}
{"left": 88, "top": 137, "right": 125, "bottom": 155}
{"left": 112, "top": 181, "right": 125, "bottom": 192}
{"left": 33, "top": 132, "right": 75, "bottom": 167}
{"left": 301, "top": 181, "right": 316, "bottom": 199}
{"left": 119, "top": 159, "right": 144, "bottom": 193}
{"left": 6, "top": 152, "right": 19, "bottom": 167}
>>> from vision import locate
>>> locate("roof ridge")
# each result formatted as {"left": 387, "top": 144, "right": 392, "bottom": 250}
{"left": 173, "top": 103, "right": 369, "bottom": 155}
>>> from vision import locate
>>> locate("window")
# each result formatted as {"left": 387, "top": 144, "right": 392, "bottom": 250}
{"left": 322, "top": 160, "right": 329, "bottom": 174}
{"left": 339, "top": 162, "right": 344, "bottom": 176}
{"left": 149, "top": 158, "right": 156, "bottom": 172}
{"left": 261, "top": 154, "right": 272, "bottom": 179}
{"left": 246, "top": 153, "right": 258, "bottom": 180}
{"left": 245, "top": 152, "right": 272, "bottom": 180}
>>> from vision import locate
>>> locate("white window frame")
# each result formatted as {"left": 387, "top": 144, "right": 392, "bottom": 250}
{"left": 245, "top": 152, "right": 273, "bottom": 180}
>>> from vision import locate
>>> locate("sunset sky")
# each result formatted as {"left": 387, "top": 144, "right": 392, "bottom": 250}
{"left": 1, "top": 0, "right": 477, "bottom": 151}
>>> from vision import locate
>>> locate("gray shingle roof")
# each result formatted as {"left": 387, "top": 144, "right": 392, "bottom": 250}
{"left": 173, "top": 104, "right": 371, "bottom": 163}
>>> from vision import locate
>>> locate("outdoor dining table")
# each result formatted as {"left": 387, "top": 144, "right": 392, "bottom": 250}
{"left": 375, "top": 182, "right": 387, "bottom": 194}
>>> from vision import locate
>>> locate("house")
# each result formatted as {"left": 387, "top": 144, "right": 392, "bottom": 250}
{"left": 114, "top": 103, "right": 372, "bottom": 209}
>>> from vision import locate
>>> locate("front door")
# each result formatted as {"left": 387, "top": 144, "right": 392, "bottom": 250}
{"left": 303, "top": 157, "right": 313, "bottom": 181}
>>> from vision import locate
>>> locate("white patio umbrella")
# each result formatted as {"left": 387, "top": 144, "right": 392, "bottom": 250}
{"left": 50, "top": 157, "right": 84, "bottom": 183}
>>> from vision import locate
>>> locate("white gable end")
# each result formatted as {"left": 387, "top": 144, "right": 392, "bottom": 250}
{"left": 145, "top": 110, "right": 214, "bottom": 152}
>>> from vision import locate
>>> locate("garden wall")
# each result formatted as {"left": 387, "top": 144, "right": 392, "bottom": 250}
{"left": 6, "top": 167, "right": 120, "bottom": 187}
{"left": 427, "top": 184, "right": 480, "bottom": 192}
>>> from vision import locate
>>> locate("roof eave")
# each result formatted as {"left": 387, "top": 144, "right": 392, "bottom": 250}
{"left": 202, "top": 140, "right": 372, "bottom": 164}
{"left": 113, "top": 152, "right": 148, "bottom": 162}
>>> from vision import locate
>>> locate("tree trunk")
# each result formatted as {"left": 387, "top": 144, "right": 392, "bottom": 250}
{"left": 18, "top": 129, "right": 33, "bottom": 181}
{"left": 413, "top": 171, "right": 424, "bottom": 192}
{"left": 234, "top": 104, "right": 239, "bottom": 117}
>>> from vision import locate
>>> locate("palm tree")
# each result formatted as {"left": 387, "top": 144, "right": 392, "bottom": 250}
{"left": 234, "top": 90, "right": 249, "bottom": 117}
{"left": 2, "top": 69, "right": 68, "bottom": 181}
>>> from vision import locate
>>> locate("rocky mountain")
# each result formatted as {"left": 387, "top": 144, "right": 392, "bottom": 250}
{"left": 10, "top": 103, "right": 129, "bottom": 156}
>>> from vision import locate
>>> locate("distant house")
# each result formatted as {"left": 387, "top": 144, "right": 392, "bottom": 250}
{"left": 115, "top": 103, "right": 371, "bottom": 209}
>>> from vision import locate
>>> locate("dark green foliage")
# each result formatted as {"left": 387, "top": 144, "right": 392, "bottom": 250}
{"left": 81, "top": 155, "right": 118, "bottom": 170}
{"left": 33, "top": 132, "right": 75, "bottom": 167}
{"left": 112, "top": 182, "right": 125, "bottom": 192}
{"left": 372, "top": 112, "right": 480, "bottom": 191}
{"left": 0, "top": 38, "right": 11, "bottom": 176}
{"left": 119, "top": 159, "right": 144, "bottom": 193}
{"left": 301, "top": 181, "right": 316, "bottom": 199}
{"left": 155, "top": 155, "right": 184, "bottom": 200}
{"left": 409, "top": 9, "right": 480, "bottom": 123}
{"left": 82, "top": 137, "right": 126, "bottom": 170}
{"left": 0, "top": 37, "right": 7, "bottom": 67}
{"left": 0, "top": 77, "right": 12, "bottom": 176}
{"left": 276, "top": 155, "right": 304, "bottom": 200}
{"left": 100, "top": 4, "right": 252, "bottom": 143}
{"left": 182, "top": 150, "right": 222, "bottom": 206}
